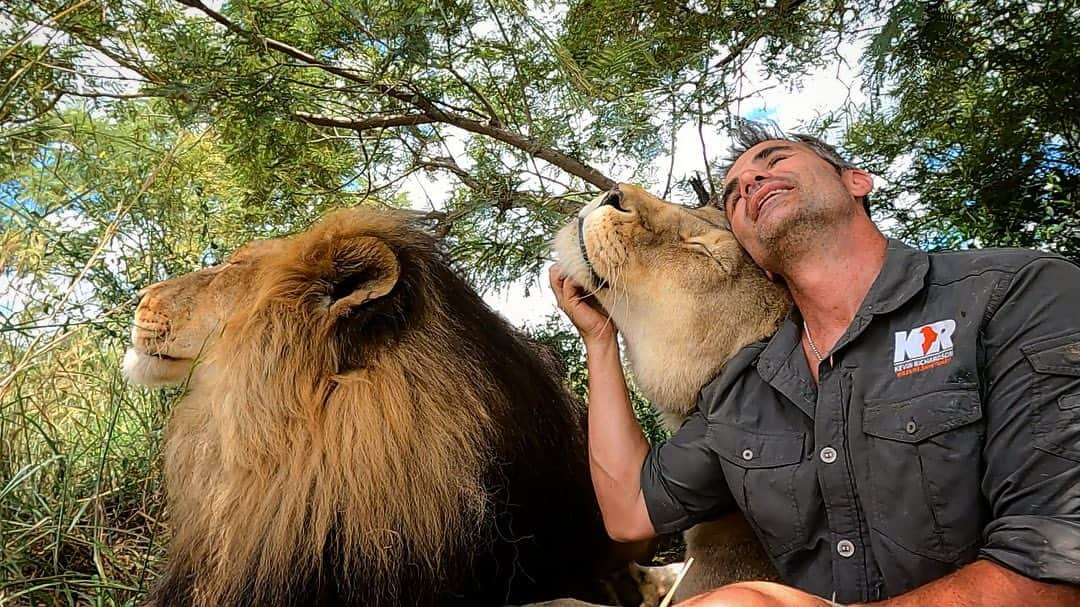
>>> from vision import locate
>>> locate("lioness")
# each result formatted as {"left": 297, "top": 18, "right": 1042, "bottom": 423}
{"left": 552, "top": 184, "right": 792, "bottom": 601}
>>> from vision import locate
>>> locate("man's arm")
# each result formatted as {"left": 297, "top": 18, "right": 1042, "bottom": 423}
{"left": 582, "top": 331, "right": 655, "bottom": 542}
{"left": 678, "top": 560, "right": 1080, "bottom": 607}
{"left": 846, "top": 560, "right": 1080, "bottom": 607}
{"left": 549, "top": 266, "right": 655, "bottom": 542}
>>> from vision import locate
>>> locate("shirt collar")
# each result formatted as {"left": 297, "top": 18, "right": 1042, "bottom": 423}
{"left": 860, "top": 238, "right": 929, "bottom": 316}
{"left": 758, "top": 238, "right": 929, "bottom": 373}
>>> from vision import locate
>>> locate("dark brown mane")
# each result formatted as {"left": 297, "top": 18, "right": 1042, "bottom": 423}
{"left": 150, "top": 207, "right": 615, "bottom": 607}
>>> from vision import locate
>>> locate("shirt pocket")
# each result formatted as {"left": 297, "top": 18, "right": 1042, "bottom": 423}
{"left": 862, "top": 387, "right": 984, "bottom": 562}
{"left": 709, "top": 423, "right": 810, "bottom": 556}
{"left": 1022, "top": 332, "right": 1080, "bottom": 462}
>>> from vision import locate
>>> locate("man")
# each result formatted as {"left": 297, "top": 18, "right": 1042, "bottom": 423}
{"left": 549, "top": 121, "right": 1080, "bottom": 606}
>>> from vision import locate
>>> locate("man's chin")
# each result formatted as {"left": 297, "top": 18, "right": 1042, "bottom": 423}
{"left": 756, "top": 210, "right": 830, "bottom": 264}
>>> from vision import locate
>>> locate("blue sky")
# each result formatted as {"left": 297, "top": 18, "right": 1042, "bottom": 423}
{"left": 745, "top": 107, "right": 778, "bottom": 123}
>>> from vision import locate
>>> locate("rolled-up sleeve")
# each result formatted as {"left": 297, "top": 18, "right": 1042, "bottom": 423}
{"left": 978, "top": 256, "right": 1080, "bottom": 583}
{"left": 641, "top": 409, "right": 737, "bottom": 535}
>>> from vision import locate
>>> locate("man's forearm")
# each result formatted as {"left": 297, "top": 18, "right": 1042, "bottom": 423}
{"left": 850, "top": 559, "right": 1080, "bottom": 607}
{"left": 682, "top": 559, "right": 1079, "bottom": 607}
{"left": 583, "top": 336, "right": 654, "bottom": 541}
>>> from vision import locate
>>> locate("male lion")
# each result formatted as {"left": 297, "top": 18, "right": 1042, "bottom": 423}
{"left": 552, "top": 184, "right": 793, "bottom": 602}
{"left": 124, "top": 208, "right": 632, "bottom": 607}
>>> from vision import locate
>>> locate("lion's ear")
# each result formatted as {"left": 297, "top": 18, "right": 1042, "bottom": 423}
{"left": 685, "top": 230, "right": 740, "bottom": 274}
{"left": 326, "top": 237, "right": 400, "bottom": 316}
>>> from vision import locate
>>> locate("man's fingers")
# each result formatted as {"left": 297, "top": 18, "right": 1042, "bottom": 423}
{"left": 551, "top": 265, "right": 582, "bottom": 302}
{"left": 549, "top": 265, "right": 571, "bottom": 308}
{"left": 548, "top": 264, "right": 563, "bottom": 292}
{"left": 548, "top": 263, "right": 562, "bottom": 285}
{"left": 565, "top": 278, "right": 583, "bottom": 301}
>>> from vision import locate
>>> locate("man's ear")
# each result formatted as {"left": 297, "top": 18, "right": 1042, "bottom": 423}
{"left": 326, "top": 237, "right": 400, "bottom": 318}
{"left": 843, "top": 168, "right": 874, "bottom": 199}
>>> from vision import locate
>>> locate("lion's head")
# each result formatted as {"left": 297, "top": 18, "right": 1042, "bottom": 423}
{"left": 123, "top": 238, "right": 286, "bottom": 386}
{"left": 125, "top": 208, "right": 616, "bottom": 607}
{"left": 553, "top": 183, "right": 791, "bottom": 420}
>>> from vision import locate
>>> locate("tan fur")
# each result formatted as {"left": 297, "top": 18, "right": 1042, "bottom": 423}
{"left": 553, "top": 184, "right": 792, "bottom": 601}
{"left": 127, "top": 208, "right": 619, "bottom": 607}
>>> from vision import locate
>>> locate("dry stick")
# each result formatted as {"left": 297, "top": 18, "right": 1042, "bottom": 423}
{"left": 0, "top": 0, "right": 95, "bottom": 66}
{"left": 659, "top": 557, "right": 696, "bottom": 607}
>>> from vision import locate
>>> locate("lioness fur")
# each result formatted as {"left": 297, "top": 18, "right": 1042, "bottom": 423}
{"left": 125, "top": 208, "right": 624, "bottom": 607}
{"left": 553, "top": 184, "right": 793, "bottom": 602}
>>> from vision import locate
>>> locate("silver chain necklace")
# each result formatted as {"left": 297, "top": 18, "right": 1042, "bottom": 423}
{"left": 803, "top": 320, "right": 825, "bottom": 362}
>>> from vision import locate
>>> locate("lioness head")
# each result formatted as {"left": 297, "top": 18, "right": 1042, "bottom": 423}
{"left": 553, "top": 184, "right": 791, "bottom": 420}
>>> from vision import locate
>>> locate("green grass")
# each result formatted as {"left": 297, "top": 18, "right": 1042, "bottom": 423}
{"left": 1, "top": 327, "right": 175, "bottom": 606}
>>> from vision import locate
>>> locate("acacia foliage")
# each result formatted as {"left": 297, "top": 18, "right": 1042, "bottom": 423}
{"left": 558, "top": 0, "right": 1078, "bottom": 260}
{"left": 845, "top": 0, "right": 1079, "bottom": 259}
{"left": 1, "top": 0, "right": 868, "bottom": 291}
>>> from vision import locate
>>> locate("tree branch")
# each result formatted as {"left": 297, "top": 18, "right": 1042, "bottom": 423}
{"left": 418, "top": 157, "right": 484, "bottom": 191}
{"left": 689, "top": 174, "right": 713, "bottom": 207}
{"left": 445, "top": 65, "right": 502, "bottom": 127}
{"left": 292, "top": 111, "right": 436, "bottom": 131}
{"left": 172, "top": 0, "right": 615, "bottom": 191}
{"left": 417, "top": 156, "right": 583, "bottom": 238}
{"left": 710, "top": 0, "right": 809, "bottom": 70}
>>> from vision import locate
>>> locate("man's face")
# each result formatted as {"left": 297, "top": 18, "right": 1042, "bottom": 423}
{"left": 721, "top": 140, "right": 867, "bottom": 270}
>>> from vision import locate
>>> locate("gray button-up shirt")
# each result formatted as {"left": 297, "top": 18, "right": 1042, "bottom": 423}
{"left": 641, "top": 240, "right": 1080, "bottom": 603}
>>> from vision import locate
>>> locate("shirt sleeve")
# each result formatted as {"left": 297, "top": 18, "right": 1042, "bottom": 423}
{"left": 977, "top": 256, "right": 1080, "bottom": 584}
{"left": 640, "top": 408, "right": 738, "bottom": 535}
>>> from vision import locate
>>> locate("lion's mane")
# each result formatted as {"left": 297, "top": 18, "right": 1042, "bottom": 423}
{"left": 151, "top": 209, "right": 613, "bottom": 607}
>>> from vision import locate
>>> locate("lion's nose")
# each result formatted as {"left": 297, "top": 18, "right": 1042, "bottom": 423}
{"left": 600, "top": 188, "right": 625, "bottom": 210}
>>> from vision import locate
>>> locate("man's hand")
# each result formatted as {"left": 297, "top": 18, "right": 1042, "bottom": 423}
{"left": 549, "top": 264, "right": 616, "bottom": 347}
{"left": 678, "top": 582, "right": 834, "bottom": 607}
{"left": 676, "top": 560, "right": 1080, "bottom": 606}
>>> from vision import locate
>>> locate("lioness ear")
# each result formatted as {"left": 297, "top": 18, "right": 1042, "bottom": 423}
{"left": 685, "top": 231, "right": 740, "bottom": 274}
{"left": 326, "top": 237, "right": 400, "bottom": 317}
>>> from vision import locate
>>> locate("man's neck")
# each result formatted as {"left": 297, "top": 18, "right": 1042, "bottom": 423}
{"left": 778, "top": 220, "right": 888, "bottom": 353}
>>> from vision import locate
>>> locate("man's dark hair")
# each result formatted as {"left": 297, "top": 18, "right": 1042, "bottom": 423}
{"left": 721, "top": 120, "right": 871, "bottom": 216}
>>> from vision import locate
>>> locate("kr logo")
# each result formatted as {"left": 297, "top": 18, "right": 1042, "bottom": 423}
{"left": 893, "top": 319, "right": 956, "bottom": 377}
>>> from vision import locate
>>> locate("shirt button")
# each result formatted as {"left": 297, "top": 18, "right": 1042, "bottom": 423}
{"left": 741, "top": 448, "right": 754, "bottom": 461}
{"left": 905, "top": 420, "right": 918, "bottom": 434}
{"left": 837, "top": 539, "right": 856, "bottom": 558}
{"left": 820, "top": 446, "right": 837, "bottom": 464}
{"left": 838, "top": 537, "right": 855, "bottom": 557}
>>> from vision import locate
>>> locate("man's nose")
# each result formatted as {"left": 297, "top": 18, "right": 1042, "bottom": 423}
{"left": 740, "top": 170, "right": 769, "bottom": 198}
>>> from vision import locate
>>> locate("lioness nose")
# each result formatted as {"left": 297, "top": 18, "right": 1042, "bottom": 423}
{"left": 600, "top": 188, "right": 624, "bottom": 209}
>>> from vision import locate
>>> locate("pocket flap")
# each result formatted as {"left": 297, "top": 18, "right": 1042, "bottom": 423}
{"left": 863, "top": 389, "right": 982, "bottom": 443}
{"left": 1021, "top": 332, "right": 1080, "bottom": 377}
{"left": 709, "top": 423, "right": 805, "bottom": 469}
